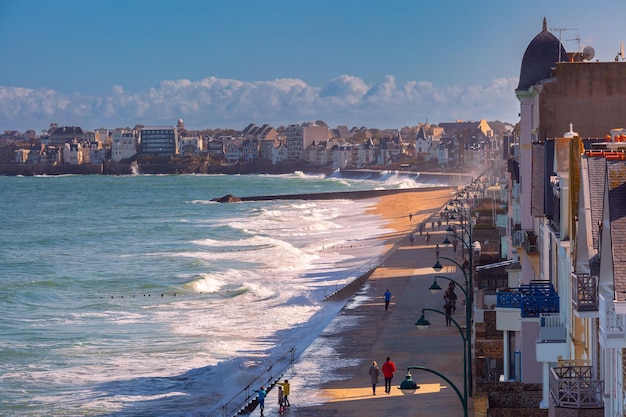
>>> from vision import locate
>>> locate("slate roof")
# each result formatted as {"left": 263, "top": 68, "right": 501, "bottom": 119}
{"left": 517, "top": 17, "right": 567, "bottom": 91}
{"left": 416, "top": 127, "right": 427, "bottom": 140}
{"left": 531, "top": 142, "right": 546, "bottom": 217}
{"left": 607, "top": 161, "right": 626, "bottom": 301}
{"left": 587, "top": 157, "right": 607, "bottom": 251}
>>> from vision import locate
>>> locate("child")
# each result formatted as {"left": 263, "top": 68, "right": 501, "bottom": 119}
{"left": 277, "top": 386, "right": 285, "bottom": 412}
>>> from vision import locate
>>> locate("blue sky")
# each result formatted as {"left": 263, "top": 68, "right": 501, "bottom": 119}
{"left": 1, "top": 0, "right": 625, "bottom": 132}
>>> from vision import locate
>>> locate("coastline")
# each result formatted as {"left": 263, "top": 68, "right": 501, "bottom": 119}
{"left": 246, "top": 186, "right": 465, "bottom": 416}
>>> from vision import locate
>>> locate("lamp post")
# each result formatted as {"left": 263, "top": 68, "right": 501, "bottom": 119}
{"left": 415, "top": 308, "right": 468, "bottom": 405}
{"left": 399, "top": 366, "right": 468, "bottom": 417}
{"left": 433, "top": 254, "right": 473, "bottom": 397}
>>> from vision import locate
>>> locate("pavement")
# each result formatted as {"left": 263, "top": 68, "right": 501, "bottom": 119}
{"left": 248, "top": 213, "right": 482, "bottom": 417}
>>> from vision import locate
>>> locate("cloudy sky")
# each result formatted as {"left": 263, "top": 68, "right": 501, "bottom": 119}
{"left": 1, "top": 0, "right": 625, "bottom": 132}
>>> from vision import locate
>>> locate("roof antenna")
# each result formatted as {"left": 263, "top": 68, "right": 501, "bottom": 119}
{"left": 549, "top": 26, "right": 578, "bottom": 61}
{"left": 616, "top": 42, "right": 625, "bottom": 61}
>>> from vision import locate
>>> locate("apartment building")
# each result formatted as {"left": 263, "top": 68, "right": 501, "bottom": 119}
{"left": 140, "top": 126, "right": 178, "bottom": 156}
{"left": 495, "top": 17, "right": 626, "bottom": 416}
{"left": 285, "top": 123, "right": 328, "bottom": 161}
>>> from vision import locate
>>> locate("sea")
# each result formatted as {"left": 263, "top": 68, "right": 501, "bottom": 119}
{"left": 0, "top": 171, "right": 447, "bottom": 417}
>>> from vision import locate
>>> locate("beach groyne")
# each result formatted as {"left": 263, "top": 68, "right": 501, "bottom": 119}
{"left": 214, "top": 186, "right": 452, "bottom": 203}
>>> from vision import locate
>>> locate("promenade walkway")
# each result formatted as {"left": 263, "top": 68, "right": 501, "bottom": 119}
{"left": 248, "top": 213, "right": 479, "bottom": 417}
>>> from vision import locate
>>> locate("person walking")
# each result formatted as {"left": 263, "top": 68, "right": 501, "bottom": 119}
{"left": 409, "top": 233, "right": 415, "bottom": 245}
{"left": 384, "top": 289, "right": 392, "bottom": 311}
{"left": 435, "top": 243, "right": 440, "bottom": 259}
{"left": 381, "top": 356, "right": 397, "bottom": 394}
{"left": 444, "top": 300, "right": 454, "bottom": 326}
{"left": 369, "top": 360, "right": 380, "bottom": 395}
{"left": 444, "top": 282, "right": 458, "bottom": 313}
{"left": 425, "top": 232, "right": 431, "bottom": 246}
{"left": 276, "top": 379, "right": 290, "bottom": 407}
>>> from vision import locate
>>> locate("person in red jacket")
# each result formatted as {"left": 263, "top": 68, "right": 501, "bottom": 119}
{"left": 381, "top": 356, "right": 397, "bottom": 394}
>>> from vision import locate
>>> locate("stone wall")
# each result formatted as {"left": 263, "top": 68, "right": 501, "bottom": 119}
{"left": 484, "top": 382, "right": 547, "bottom": 417}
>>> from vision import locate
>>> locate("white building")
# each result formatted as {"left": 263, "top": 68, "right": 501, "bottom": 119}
{"left": 111, "top": 129, "right": 137, "bottom": 162}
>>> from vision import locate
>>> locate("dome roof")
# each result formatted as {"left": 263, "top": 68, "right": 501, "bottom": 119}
{"left": 517, "top": 18, "right": 567, "bottom": 90}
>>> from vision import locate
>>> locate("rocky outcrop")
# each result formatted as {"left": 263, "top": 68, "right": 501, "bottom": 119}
{"left": 212, "top": 194, "right": 242, "bottom": 203}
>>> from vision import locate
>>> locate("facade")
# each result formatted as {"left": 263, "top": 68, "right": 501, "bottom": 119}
{"left": 140, "top": 126, "right": 178, "bottom": 156}
{"left": 415, "top": 127, "right": 431, "bottom": 156}
{"left": 179, "top": 136, "right": 203, "bottom": 156}
{"left": 271, "top": 141, "right": 288, "bottom": 165}
{"left": 285, "top": 123, "right": 328, "bottom": 161}
{"left": 495, "top": 17, "right": 626, "bottom": 416}
{"left": 111, "top": 129, "right": 137, "bottom": 162}
{"left": 49, "top": 126, "right": 85, "bottom": 147}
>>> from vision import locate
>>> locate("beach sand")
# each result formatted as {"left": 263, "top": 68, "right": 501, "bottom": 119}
{"left": 251, "top": 186, "right": 477, "bottom": 416}
{"left": 368, "top": 188, "right": 456, "bottom": 235}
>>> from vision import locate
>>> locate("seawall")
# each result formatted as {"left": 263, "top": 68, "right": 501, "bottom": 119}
{"left": 235, "top": 186, "right": 452, "bottom": 202}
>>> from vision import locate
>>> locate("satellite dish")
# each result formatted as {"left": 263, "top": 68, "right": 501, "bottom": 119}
{"left": 582, "top": 46, "right": 595, "bottom": 61}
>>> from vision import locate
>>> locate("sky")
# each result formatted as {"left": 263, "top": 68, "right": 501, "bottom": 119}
{"left": 1, "top": 0, "right": 626, "bottom": 132}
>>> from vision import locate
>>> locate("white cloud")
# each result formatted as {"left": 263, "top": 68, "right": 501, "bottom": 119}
{"left": 0, "top": 75, "right": 520, "bottom": 131}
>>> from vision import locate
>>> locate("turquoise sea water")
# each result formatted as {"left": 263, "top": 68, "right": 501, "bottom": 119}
{"left": 0, "top": 172, "right": 442, "bottom": 416}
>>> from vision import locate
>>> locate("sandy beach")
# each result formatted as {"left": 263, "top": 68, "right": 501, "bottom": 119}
{"left": 368, "top": 187, "right": 457, "bottom": 235}
{"left": 248, "top": 185, "right": 475, "bottom": 417}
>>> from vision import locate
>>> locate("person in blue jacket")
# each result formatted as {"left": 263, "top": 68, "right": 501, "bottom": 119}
{"left": 384, "top": 289, "right": 392, "bottom": 311}
{"left": 254, "top": 386, "right": 267, "bottom": 415}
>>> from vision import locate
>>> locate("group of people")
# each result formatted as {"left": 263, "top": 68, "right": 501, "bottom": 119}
{"left": 254, "top": 379, "right": 290, "bottom": 415}
{"left": 368, "top": 356, "right": 397, "bottom": 395}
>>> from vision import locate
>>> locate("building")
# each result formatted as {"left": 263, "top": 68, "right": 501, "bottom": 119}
{"left": 111, "top": 129, "right": 138, "bottom": 162}
{"left": 140, "top": 126, "right": 178, "bottom": 156}
{"left": 285, "top": 123, "right": 328, "bottom": 161}
{"left": 179, "top": 136, "right": 203, "bottom": 156}
{"left": 495, "top": 17, "right": 626, "bottom": 416}
{"left": 48, "top": 126, "right": 85, "bottom": 147}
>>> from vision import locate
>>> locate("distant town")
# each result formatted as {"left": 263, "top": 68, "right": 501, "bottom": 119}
{"left": 0, "top": 119, "right": 514, "bottom": 176}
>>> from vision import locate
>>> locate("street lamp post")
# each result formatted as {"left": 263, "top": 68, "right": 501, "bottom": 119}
{"left": 433, "top": 251, "right": 473, "bottom": 397}
{"left": 415, "top": 308, "right": 468, "bottom": 405}
{"left": 399, "top": 366, "right": 468, "bottom": 417}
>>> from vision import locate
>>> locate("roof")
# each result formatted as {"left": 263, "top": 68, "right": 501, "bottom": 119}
{"left": 587, "top": 157, "right": 607, "bottom": 251}
{"left": 517, "top": 17, "right": 567, "bottom": 90}
{"left": 607, "top": 161, "right": 626, "bottom": 301}
{"left": 416, "top": 127, "right": 427, "bottom": 140}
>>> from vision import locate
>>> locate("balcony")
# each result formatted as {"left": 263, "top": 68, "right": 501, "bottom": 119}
{"left": 571, "top": 272, "right": 598, "bottom": 314}
{"left": 497, "top": 282, "right": 559, "bottom": 318}
{"left": 536, "top": 313, "right": 567, "bottom": 362}
{"left": 523, "top": 230, "right": 539, "bottom": 253}
{"left": 549, "top": 366, "right": 603, "bottom": 409}
{"left": 599, "top": 294, "right": 626, "bottom": 348}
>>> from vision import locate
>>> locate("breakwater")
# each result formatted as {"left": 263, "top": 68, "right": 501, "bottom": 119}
{"left": 234, "top": 186, "right": 452, "bottom": 202}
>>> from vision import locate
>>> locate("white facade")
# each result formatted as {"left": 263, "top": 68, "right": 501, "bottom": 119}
{"left": 179, "top": 136, "right": 203, "bottom": 155}
{"left": 111, "top": 129, "right": 137, "bottom": 162}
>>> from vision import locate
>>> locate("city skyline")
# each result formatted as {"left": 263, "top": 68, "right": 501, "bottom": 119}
{"left": 1, "top": 0, "right": 625, "bottom": 132}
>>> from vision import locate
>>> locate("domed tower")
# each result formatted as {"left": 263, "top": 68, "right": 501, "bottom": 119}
{"left": 515, "top": 18, "right": 567, "bottom": 285}
{"left": 517, "top": 17, "right": 567, "bottom": 91}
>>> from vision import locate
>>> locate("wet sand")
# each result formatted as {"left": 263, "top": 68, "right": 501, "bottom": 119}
{"left": 248, "top": 185, "right": 478, "bottom": 416}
